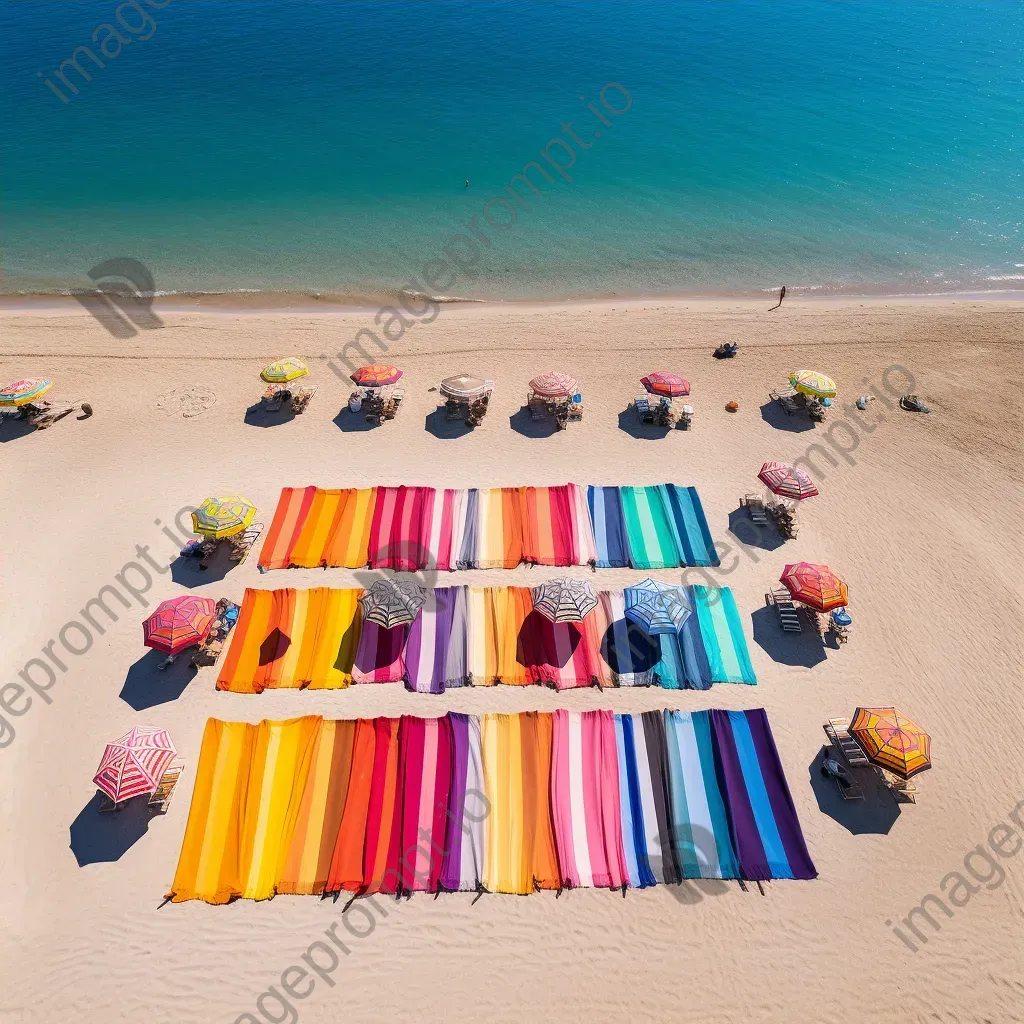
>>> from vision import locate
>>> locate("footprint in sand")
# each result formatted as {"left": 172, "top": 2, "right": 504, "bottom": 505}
{"left": 156, "top": 385, "right": 217, "bottom": 419}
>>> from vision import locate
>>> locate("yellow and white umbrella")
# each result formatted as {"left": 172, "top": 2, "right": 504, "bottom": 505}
{"left": 0, "top": 377, "right": 53, "bottom": 407}
{"left": 191, "top": 495, "right": 256, "bottom": 539}
{"left": 261, "top": 358, "right": 308, "bottom": 384}
{"left": 789, "top": 369, "right": 837, "bottom": 399}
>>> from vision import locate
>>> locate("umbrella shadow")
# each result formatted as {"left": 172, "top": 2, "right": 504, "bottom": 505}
{"left": 169, "top": 545, "right": 235, "bottom": 587}
{"left": 600, "top": 619, "right": 660, "bottom": 674}
{"left": 728, "top": 508, "right": 786, "bottom": 552}
{"left": 69, "top": 792, "right": 158, "bottom": 866}
{"left": 333, "top": 408, "right": 379, "bottom": 432}
{"left": 750, "top": 605, "right": 826, "bottom": 667}
{"left": 509, "top": 407, "right": 558, "bottom": 438}
{"left": 424, "top": 407, "right": 473, "bottom": 439}
{"left": 516, "top": 610, "right": 581, "bottom": 669}
{"left": 759, "top": 400, "right": 816, "bottom": 433}
{"left": 119, "top": 649, "right": 197, "bottom": 710}
{"left": 617, "top": 406, "right": 672, "bottom": 440}
{"left": 808, "top": 748, "right": 902, "bottom": 835}
{"left": 259, "top": 627, "right": 292, "bottom": 666}
{"left": 0, "top": 415, "right": 38, "bottom": 443}
{"left": 244, "top": 399, "right": 297, "bottom": 428}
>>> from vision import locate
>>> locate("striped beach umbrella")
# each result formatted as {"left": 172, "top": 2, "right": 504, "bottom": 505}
{"left": 93, "top": 726, "right": 177, "bottom": 804}
{"left": 261, "top": 357, "right": 308, "bottom": 383}
{"left": 440, "top": 374, "right": 490, "bottom": 401}
{"left": 360, "top": 578, "right": 426, "bottom": 629}
{"left": 789, "top": 369, "right": 837, "bottom": 399}
{"left": 641, "top": 371, "right": 690, "bottom": 398}
{"left": 191, "top": 495, "right": 256, "bottom": 539}
{"left": 780, "top": 562, "right": 848, "bottom": 612}
{"left": 351, "top": 364, "right": 403, "bottom": 388}
{"left": 531, "top": 577, "right": 598, "bottom": 623}
{"left": 758, "top": 461, "right": 819, "bottom": 499}
{"left": 623, "top": 577, "right": 692, "bottom": 634}
{"left": 850, "top": 707, "right": 932, "bottom": 779}
{"left": 0, "top": 377, "right": 53, "bottom": 407}
{"left": 529, "top": 372, "right": 577, "bottom": 399}
{"left": 143, "top": 596, "right": 217, "bottom": 656}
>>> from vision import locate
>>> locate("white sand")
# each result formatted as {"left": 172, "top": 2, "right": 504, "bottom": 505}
{"left": 1, "top": 297, "right": 1022, "bottom": 1024}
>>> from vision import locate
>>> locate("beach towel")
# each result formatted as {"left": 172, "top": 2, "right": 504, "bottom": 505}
{"left": 596, "top": 590, "right": 686, "bottom": 688}
{"left": 688, "top": 584, "right": 757, "bottom": 685}
{"left": 352, "top": 617, "right": 407, "bottom": 684}
{"left": 588, "top": 485, "right": 630, "bottom": 568}
{"left": 439, "top": 713, "right": 487, "bottom": 892}
{"left": 216, "top": 588, "right": 361, "bottom": 691}
{"left": 550, "top": 709, "right": 628, "bottom": 889}
{"left": 168, "top": 710, "right": 814, "bottom": 904}
{"left": 403, "top": 586, "right": 469, "bottom": 693}
{"left": 368, "top": 486, "right": 434, "bottom": 570}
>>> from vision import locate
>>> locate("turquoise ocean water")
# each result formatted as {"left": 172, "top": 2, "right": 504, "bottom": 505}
{"left": 3, "top": 0, "right": 1022, "bottom": 302}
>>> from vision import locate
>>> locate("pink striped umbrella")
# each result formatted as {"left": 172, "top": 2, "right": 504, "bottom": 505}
{"left": 758, "top": 461, "right": 819, "bottom": 499}
{"left": 529, "top": 372, "right": 577, "bottom": 398}
{"left": 93, "top": 726, "right": 177, "bottom": 804}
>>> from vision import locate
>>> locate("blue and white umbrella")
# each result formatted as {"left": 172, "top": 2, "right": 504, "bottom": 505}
{"left": 623, "top": 578, "right": 692, "bottom": 635}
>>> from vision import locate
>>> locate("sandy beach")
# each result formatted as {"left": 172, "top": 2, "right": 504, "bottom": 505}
{"left": 1, "top": 296, "right": 1022, "bottom": 1024}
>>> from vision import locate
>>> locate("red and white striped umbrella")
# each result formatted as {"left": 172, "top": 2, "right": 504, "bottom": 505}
{"left": 93, "top": 726, "right": 177, "bottom": 804}
{"left": 758, "top": 461, "right": 819, "bottom": 499}
{"left": 529, "top": 372, "right": 577, "bottom": 398}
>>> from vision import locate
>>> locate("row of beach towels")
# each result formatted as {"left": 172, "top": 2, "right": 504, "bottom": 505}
{"left": 257, "top": 483, "right": 719, "bottom": 571}
{"left": 168, "top": 709, "right": 816, "bottom": 903}
{"left": 217, "top": 584, "right": 756, "bottom": 693}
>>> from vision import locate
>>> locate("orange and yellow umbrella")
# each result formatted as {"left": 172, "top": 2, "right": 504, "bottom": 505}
{"left": 780, "top": 562, "right": 848, "bottom": 612}
{"left": 850, "top": 707, "right": 932, "bottom": 779}
{"left": 351, "top": 365, "right": 402, "bottom": 387}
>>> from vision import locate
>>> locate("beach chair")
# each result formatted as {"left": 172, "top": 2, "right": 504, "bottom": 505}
{"left": 633, "top": 394, "right": 653, "bottom": 423}
{"left": 677, "top": 404, "right": 694, "bottom": 430}
{"left": 444, "top": 399, "right": 462, "bottom": 421}
{"left": 766, "top": 588, "right": 802, "bottom": 632}
{"left": 824, "top": 719, "right": 871, "bottom": 767}
{"left": 567, "top": 395, "right": 583, "bottom": 422}
{"left": 289, "top": 383, "right": 318, "bottom": 414}
{"left": 229, "top": 522, "right": 264, "bottom": 565}
{"left": 741, "top": 493, "right": 769, "bottom": 526}
{"left": 800, "top": 606, "right": 824, "bottom": 635}
{"left": 882, "top": 772, "right": 918, "bottom": 803}
{"left": 148, "top": 762, "right": 185, "bottom": 813}
{"left": 817, "top": 740, "right": 864, "bottom": 801}
{"left": 769, "top": 387, "right": 800, "bottom": 416}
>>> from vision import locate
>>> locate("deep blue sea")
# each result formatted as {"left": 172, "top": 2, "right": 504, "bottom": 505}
{"left": 3, "top": 0, "right": 1022, "bottom": 301}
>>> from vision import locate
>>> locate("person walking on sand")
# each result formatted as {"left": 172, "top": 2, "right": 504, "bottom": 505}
{"left": 769, "top": 285, "right": 786, "bottom": 311}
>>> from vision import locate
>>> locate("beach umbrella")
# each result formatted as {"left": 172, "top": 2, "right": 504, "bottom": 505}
{"left": 143, "top": 596, "right": 217, "bottom": 656}
{"left": 261, "top": 357, "right": 308, "bottom": 383}
{"left": 641, "top": 371, "right": 690, "bottom": 398}
{"left": 191, "top": 495, "right": 256, "bottom": 539}
{"left": 780, "top": 562, "right": 848, "bottom": 612}
{"left": 0, "top": 377, "right": 53, "bottom": 407}
{"left": 440, "top": 374, "right": 490, "bottom": 401}
{"left": 360, "top": 578, "right": 426, "bottom": 629}
{"left": 351, "top": 364, "right": 403, "bottom": 388}
{"left": 623, "top": 577, "right": 692, "bottom": 634}
{"left": 529, "top": 372, "right": 577, "bottom": 399}
{"left": 789, "top": 369, "right": 837, "bottom": 399}
{"left": 93, "top": 726, "right": 177, "bottom": 804}
{"left": 758, "top": 461, "right": 819, "bottom": 499}
{"left": 531, "top": 577, "right": 598, "bottom": 623}
{"left": 849, "top": 707, "right": 931, "bottom": 779}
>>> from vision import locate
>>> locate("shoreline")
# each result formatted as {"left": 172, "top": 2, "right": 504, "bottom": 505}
{"left": 2, "top": 288, "right": 1023, "bottom": 320}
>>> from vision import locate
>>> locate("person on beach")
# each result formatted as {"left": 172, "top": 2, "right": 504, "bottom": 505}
{"left": 464, "top": 179, "right": 470, "bottom": 188}
{"left": 769, "top": 285, "right": 786, "bottom": 310}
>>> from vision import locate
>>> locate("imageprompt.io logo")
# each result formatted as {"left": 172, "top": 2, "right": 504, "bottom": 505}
{"left": 73, "top": 258, "right": 163, "bottom": 338}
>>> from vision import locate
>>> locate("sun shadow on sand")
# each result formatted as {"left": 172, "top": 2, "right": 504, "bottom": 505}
{"left": 333, "top": 409, "right": 378, "bottom": 432}
{"left": 750, "top": 605, "right": 827, "bottom": 668}
{"left": 509, "top": 407, "right": 558, "bottom": 438}
{"left": 119, "top": 649, "right": 197, "bottom": 711}
{"left": 244, "top": 400, "right": 297, "bottom": 428}
{"left": 424, "top": 407, "right": 473, "bottom": 440}
{"left": 807, "top": 749, "right": 902, "bottom": 835}
{"left": 617, "top": 407, "right": 672, "bottom": 440}
{"left": 727, "top": 508, "right": 787, "bottom": 552}
{"left": 0, "top": 418, "right": 39, "bottom": 443}
{"left": 759, "top": 400, "right": 816, "bottom": 433}
{"left": 70, "top": 793, "right": 159, "bottom": 866}
{"left": 169, "top": 546, "right": 234, "bottom": 587}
